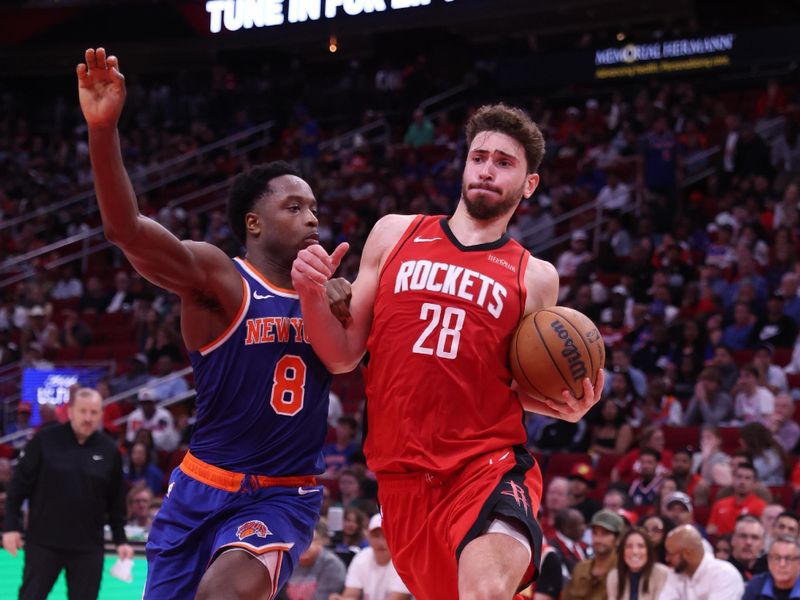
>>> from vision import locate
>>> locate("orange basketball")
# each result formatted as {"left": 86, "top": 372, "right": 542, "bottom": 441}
{"left": 510, "top": 306, "right": 605, "bottom": 402}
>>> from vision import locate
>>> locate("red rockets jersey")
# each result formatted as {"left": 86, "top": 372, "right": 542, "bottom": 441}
{"left": 364, "top": 215, "right": 531, "bottom": 476}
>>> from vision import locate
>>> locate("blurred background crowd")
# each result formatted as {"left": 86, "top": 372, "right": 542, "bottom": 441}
{"left": 2, "top": 0, "right": 800, "bottom": 598}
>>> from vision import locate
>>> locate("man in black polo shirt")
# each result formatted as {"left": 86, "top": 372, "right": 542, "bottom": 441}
{"left": 731, "top": 514, "right": 769, "bottom": 582}
{"left": 2, "top": 387, "right": 133, "bottom": 600}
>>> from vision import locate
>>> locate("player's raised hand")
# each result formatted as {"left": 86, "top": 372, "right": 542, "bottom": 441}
{"left": 77, "top": 47, "right": 126, "bottom": 128}
{"left": 517, "top": 368, "right": 605, "bottom": 423}
{"left": 292, "top": 242, "right": 349, "bottom": 296}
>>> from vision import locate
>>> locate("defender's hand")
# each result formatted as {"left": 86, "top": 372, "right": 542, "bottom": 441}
{"left": 77, "top": 47, "right": 126, "bottom": 128}
{"left": 326, "top": 277, "right": 352, "bottom": 324}
{"left": 292, "top": 242, "right": 349, "bottom": 296}
{"left": 517, "top": 369, "right": 605, "bottom": 423}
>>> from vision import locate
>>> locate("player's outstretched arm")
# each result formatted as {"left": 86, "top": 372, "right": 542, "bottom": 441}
{"left": 293, "top": 215, "right": 410, "bottom": 374}
{"left": 77, "top": 48, "right": 236, "bottom": 298}
{"left": 517, "top": 256, "right": 604, "bottom": 421}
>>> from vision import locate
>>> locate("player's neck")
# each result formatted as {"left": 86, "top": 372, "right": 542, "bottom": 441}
{"left": 448, "top": 202, "right": 511, "bottom": 245}
{"left": 245, "top": 254, "right": 294, "bottom": 290}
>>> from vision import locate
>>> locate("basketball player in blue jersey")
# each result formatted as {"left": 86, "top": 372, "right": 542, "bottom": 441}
{"left": 77, "top": 47, "right": 351, "bottom": 600}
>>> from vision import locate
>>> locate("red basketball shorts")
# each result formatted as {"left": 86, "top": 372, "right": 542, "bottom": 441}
{"left": 376, "top": 445, "right": 543, "bottom": 600}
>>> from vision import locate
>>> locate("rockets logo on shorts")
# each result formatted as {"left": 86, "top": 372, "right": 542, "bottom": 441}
{"left": 500, "top": 481, "right": 530, "bottom": 516}
{"left": 236, "top": 520, "right": 272, "bottom": 540}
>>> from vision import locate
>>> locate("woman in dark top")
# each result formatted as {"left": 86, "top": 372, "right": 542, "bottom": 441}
{"left": 328, "top": 506, "right": 369, "bottom": 568}
{"left": 590, "top": 399, "right": 634, "bottom": 455}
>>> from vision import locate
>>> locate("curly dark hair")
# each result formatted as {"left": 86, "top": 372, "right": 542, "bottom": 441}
{"left": 465, "top": 103, "right": 546, "bottom": 173}
{"left": 226, "top": 161, "right": 302, "bottom": 245}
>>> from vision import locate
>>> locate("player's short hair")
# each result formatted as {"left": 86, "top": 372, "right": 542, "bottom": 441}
{"left": 465, "top": 103, "right": 545, "bottom": 174}
{"left": 226, "top": 161, "right": 302, "bottom": 245}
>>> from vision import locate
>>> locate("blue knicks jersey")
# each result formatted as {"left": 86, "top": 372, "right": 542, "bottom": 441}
{"left": 187, "top": 257, "right": 332, "bottom": 476}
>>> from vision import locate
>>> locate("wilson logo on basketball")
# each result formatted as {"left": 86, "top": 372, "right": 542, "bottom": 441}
{"left": 550, "top": 319, "right": 588, "bottom": 382}
{"left": 236, "top": 520, "right": 271, "bottom": 540}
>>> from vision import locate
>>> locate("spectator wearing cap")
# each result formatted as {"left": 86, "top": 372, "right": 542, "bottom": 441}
{"left": 569, "top": 463, "right": 602, "bottom": 523}
{"left": 125, "top": 388, "right": 180, "bottom": 452}
{"left": 329, "top": 513, "right": 410, "bottom": 600}
{"left": 21, "top": 305, "right": 59, "bottom": 355}
{"left": 607, "top": 527, "right": 670, "bottom": 600}
{"left": 751, "top": 295, "right": 799, "bottom": 349}
{"left": 685, "top": 367, "right": 735, "bottom": 427}
{"left": 556, "top": 231, "right": 593, "bottom": 279}
{"left": 744, "top": 537, "right": 800, "bottom": 600}
{"left": 730, "top": 515, "right": 769, "bottom": 581}
{"left": 563, "top": 510, "right": 625, "bottom": 600}
{"left": 284, "top": 519, "right": 346, "bottom": 600}
{"left": 661, "top": 524, "right": 744, "bottom": 600}
{"left": 766, "top": 393, "right": 800, "bottom": 453}
{"left": 734, "top": 365, "right": 776, "bottom": 425}
{"left": 110, "top": 353, "right": 151, "bottom": 395}
{"left": 708, "top": 462, "right": 768, "bottom": 537}
{"left": 551, "top": 508, "right": 589, "bottom": 577}
{"left": 628, "top": 448, "right": 664, "bottom": 509}
{"left": 664, "top": 492, "right": 714, "bottom": 548}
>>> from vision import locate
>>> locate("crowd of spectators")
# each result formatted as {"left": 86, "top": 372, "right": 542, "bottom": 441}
{"left": 2, "top": 30, "right": 800, "bottom": 598}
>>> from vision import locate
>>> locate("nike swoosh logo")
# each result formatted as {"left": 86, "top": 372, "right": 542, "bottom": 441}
{"left": 92, "top": 455, "right": 103, "bottom": 461}
{"left": 298, "top": 487, "right": 321, "bottom": 496}
{"left": 413, "top": 236, "right": 442, "bottom": 243}
{"left": 253, "top": 292, "right": 275, "bottom": 300}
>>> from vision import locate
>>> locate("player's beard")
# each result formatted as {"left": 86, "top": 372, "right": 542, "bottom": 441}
{"left": 461, "top": 180, "right": 525, "bottom": 221}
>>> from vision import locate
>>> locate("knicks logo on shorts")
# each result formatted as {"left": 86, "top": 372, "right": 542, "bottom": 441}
{"left": 501, "top": 480, "right": 530, "bottom": 516}
{"left": 236, "top": 520, "right": 272, "bottom": 540}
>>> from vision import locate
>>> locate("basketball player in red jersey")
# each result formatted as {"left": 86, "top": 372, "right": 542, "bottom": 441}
{"left": 292, "top": 104, "right": 604, "bottom": 599}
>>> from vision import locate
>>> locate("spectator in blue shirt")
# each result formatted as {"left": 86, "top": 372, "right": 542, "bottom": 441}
{"left": 124, "top": 441, "right": 164, "bottom": 495}
{"left": 321, "top": 415, "right": 360, "bottom": 478}
{"left": 721, "top": 302, "right": 756, "bottom": 351}
{"left": 744, "top": 537, "right": 800, "bottom": 599}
